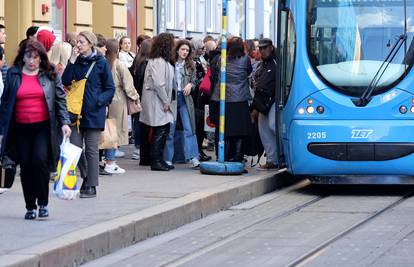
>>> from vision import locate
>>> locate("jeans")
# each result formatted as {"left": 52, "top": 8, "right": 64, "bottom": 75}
{"left": 132, "top": 113, "right": 141, "bottom": 149}
{"left": 164, "top": 92, "right": 199, "bottom": 162}
{"left": 105, "top": 149, "right": 116, "bottom": 161}
{"left": 258, "top": 103, "right": 278, "bottom": 165}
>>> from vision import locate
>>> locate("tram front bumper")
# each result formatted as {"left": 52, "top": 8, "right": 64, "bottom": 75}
{"left": 287, "top": 120, "right": 414, "bottom": 175}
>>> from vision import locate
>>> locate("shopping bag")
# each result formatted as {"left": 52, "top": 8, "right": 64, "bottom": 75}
{"left": 53, "top": 139, "right": 82, "bottom": 200}
{"left": 204, "top": 104, "right": 215, "bottom": 133}
{"left": 99, "top": 118, "right": 119, "bottom": 149}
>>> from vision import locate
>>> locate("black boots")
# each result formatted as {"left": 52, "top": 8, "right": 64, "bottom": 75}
{"left": 140, "top": 123, "right": 151, "bottom": 166}
{"left": 150, "top": 124, "right": 170, "bottom": 171}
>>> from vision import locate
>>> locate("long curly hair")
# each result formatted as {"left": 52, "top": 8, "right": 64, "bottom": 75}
{"left": 13, "top": 39, "right": 57, "bottom": 80}
{"left": 149, "top": 33, "right": 175, "bottom": 64}
{"left": 174, "top": 39, "right": 194, "bottom": 71}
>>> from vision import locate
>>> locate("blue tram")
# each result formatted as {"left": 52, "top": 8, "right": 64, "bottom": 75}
{"left": 277, "top": 0, "right": 414, "bottom": 182}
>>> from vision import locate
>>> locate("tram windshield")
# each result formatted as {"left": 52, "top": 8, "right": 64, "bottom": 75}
{"left": 307, "top": 0, "right": 414, "bottom": 96}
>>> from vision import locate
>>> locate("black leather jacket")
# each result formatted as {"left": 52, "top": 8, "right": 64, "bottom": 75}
{"left": 0, "top": 66, "right": 70, "bottom": 168}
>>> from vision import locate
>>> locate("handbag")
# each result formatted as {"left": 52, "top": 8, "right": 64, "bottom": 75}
{"left": 199, "top": 68, "right": 211, "bottom": 95}
{"left": 252, "top": 92, "right": 274, "bottom": 114}
{"left": 0, "top": 155, "right": 16, "bottom": 189}
{"left": 99, "top": 118, "right": 119, "bottom": 149}
{"left": 127, "top": 98, "right": 142, "bottom": 115}
{"left": 67, "top": 61, "right": 96, "bottom": 127}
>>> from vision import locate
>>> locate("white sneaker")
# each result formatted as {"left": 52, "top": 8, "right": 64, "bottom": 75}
{"left": 132, "top": 149, "right": 140, "bottom": 160}
{"left": 165, "top": 161, "right": 173, "bottom": 166}
{"left": 104, "top": 163, "right": 126, "bottom": 174}
{"left": 190, "top": 157, "right": 200, "bottom": 168}
{"left": 115, "top": 150, "right": 125, "bottom": 158}
{"left": 0, "top": 188, "right": 9, "bottom": 194}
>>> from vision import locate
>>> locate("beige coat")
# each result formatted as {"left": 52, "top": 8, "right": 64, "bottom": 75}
{"left": 140, "top": 58, "right": 177, "bottom": 127}
{"left": 108, "top": 59, "right": 139, "bottom": 145}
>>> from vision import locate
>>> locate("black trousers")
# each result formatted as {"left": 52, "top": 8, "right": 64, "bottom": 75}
{"left": 15, "top": 121, "right": 51, "bottom": 210}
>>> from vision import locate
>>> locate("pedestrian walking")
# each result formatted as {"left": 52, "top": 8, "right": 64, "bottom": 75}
{"left": 210, "top": 37, "right": 253, "bottom": 163}
{"left": 131, "top": 38, "right": 152, "bottom": 163}
{"left": 62, "top": 31, "right": 115, "bottom": 198}
{"left": 164, "top": 39, "right": 200, "bottom": 168}
{"left": 140, "top": 33, "right": 176, "bottom": 171}
{"left": 251, "top": 38, "right": 278, "bottom": 170}
{"left": 104, "top": 38, "right": 139, "bottom": 174}
{"left": 0, "top": 40, "right": 71, "bottom": 219}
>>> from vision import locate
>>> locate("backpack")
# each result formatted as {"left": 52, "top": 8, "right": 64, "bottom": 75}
{"left": 66, "top": 61, "right": 96, "bottom": 129}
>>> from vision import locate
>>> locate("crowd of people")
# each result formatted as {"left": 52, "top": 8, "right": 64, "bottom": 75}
{"left": 0, "top": 25, "right": 279, "bottom": 220}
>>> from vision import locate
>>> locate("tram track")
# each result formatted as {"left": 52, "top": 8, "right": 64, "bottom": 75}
{"left": 161, "top": 181, "right": 414, "bottom": 267}
{"left": 162, "top": 179, "right": 327, "bottom": 267}
{"left": 288, "top": 192, "right": 414, "bottom": 267}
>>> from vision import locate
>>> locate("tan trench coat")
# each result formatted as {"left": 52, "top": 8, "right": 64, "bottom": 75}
{"left": 108, "top": 59, "right": 139, "bottom": 146}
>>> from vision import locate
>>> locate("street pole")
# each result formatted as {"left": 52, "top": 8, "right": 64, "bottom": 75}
{"left": 199, "top": 0, "right": 244, "bottom": 175}
{"left": 218, "top": 0, "right": 228, "bottom": 163}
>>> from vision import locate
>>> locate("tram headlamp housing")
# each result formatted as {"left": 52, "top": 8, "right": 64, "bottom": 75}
{"left": 316, "top": 106, "right": 324, "bottom": 114}
{"left": 410, "top": 106, "right": 414, "bottom": 114}
{"left": 400, "top": 105, "right": 408, "bottom": 114}
{"left": 298, "top": 108, "right": 305, "bottom": 114}
{"left": 306, "top": 106, "right": 315, "bottom": 114}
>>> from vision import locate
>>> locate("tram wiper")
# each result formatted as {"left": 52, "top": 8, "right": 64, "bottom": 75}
{"left": 353, "top": 34, "right": 407, "bottom": 107}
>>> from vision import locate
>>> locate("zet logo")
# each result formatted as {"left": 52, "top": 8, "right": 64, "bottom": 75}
{"left": 351, "top": 129, "right": 373, "bottom": 139}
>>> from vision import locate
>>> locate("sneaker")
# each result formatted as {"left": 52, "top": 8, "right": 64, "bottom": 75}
{"left": 115, "top": 150, "right": 125, "bottom": 158}
{"left": 99, "top": 165, "right": 113, "bottom": 176}
{"left": 0, "top": 188, "right": 9, "bottom": 194}
{"left": 257, "top": 162, "right": 278, "bottom": 171}
{"left": 104, "top": 163, "right": 126, "bottom": 174}
{"left": 132, "top": 149, "right": 140, "bottom": 160}
{"left": 190, "top": 157, "right": 200, "bottom": 168}
{"left": 38, "top": 206, "right": 49, "bottom": 218}
{"left": 24, "top": 210, "right": 36, "bottom": 220}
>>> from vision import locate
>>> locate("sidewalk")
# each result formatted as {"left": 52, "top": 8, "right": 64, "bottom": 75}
{"left": 0, "top": 146, "right": 280, "bottom": 267}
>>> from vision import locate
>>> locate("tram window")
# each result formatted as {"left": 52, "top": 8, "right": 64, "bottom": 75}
{"left": 307, "top": 0, "right": 414, "bottom": 97}
{"left": 279, "top": 8, "right": 296, "bottom": 105}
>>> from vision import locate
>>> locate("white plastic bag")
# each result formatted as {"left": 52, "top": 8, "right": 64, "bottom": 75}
{"left": 53, "top": 138, "right": 82, "bottom": 200}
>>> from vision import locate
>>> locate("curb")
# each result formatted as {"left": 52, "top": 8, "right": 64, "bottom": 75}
{"left": 1, "top": 173, "right": 278, "bottom": 267}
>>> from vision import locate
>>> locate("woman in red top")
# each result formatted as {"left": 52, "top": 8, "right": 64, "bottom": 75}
{"left": 0, "top": 40, "right": 71, "bottom": 220}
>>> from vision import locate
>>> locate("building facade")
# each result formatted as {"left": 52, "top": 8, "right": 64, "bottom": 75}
{"left": 0, "top": 0, "right": 154, "bottom": 64}
{"left": 156, "top": 0, "right": 276, "bottom": 40}
{"left": 0, "top": 0, "right": 275, "bottom": 64}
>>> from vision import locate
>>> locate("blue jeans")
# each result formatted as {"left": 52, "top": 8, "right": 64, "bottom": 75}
{"left": 164, "top": 92, "right": 199, "bottom": 162}
{"left": 105, "top": 149, "right": 116, "bottom": 161}
{"left": 132, "top": 113, "right": 141, "bottom": 149}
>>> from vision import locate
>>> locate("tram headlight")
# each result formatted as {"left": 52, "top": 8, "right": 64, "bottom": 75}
{"left": 316, "top": 106, "right": 324, "bottom": 114}
{"left": 411, "top": 106, "right": 414, "bottom": 113}
{"left": 307, "top": 99, "right": 313, "bottom": 105}
{"left": 306, "top": 106, "right": 315, "bottom": 114}
{"left": 298, "top": 108, "right": 305, "bottom": 114}
{"left": 400, "top": 105, "right": 408, "bottom": 114}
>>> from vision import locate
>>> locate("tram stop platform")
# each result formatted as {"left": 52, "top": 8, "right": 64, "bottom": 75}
{"left": 0, "top": 145, "right": 284, "bottom": 267}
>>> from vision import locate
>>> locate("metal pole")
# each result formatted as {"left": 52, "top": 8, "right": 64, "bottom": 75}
{"left": 218, "top": 0, "right": 228, "bottom": 163}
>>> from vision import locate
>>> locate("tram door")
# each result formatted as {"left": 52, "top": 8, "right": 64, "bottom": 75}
{"left": 277, "top": 0, "right": 296, "bottom": 168}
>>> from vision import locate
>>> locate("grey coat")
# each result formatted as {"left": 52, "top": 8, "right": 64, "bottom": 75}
{"left": 140, "top": 58, "right": 177, "bottom": 127}
{"left": 211, "top": 55, "right": 252, "bottom": 103}
{"left": 177, "top": 63, "right": 197, "bottom": 133}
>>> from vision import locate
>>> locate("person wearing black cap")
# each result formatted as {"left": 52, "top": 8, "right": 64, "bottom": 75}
{"left": 251, "top": 38, "right": 279, "bottom": 170}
